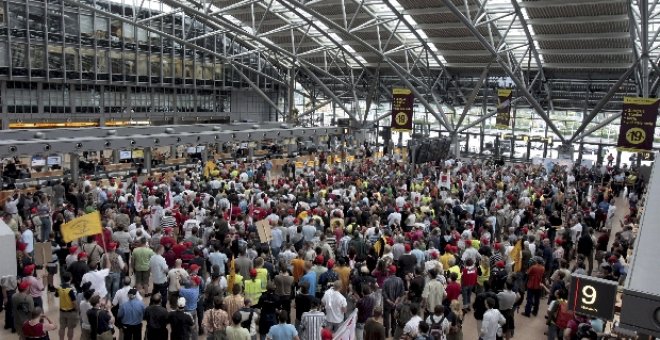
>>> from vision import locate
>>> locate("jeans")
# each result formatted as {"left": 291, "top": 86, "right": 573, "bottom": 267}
{"left": 3, "top": 289, "right": 14, "bottom": 331}
{"left": 40, "top": 217, "right": 52, "bottom": 241}
{"left": 105, "top": 272, "right": 121, "bottom": 300}
{"left": 186, "top": 311, "right": 199, "bottom": 340}
{"left": 547, "top": 324, "right": 562, "bottom": 340}
{"left": 383, "top": 308, "right": 396, "bottom": 338}
{"left": 462, "top": 285, "right": 474, "bottom": 309}
{"left": 524, "top": 288, "right": 542, "bottom": 315}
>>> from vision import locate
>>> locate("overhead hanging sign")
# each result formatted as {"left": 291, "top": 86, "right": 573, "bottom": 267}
{"left": 617, "top": 97, "right": 659, "bottom": 152}
{"left": 391, "top": 88, "right": 414, "bottom": 132}
{"left": 496, "top": 89, "right": 513, "bottom": 129}
{"left": 568, "top": 274, "right": 618, "bottom": 320}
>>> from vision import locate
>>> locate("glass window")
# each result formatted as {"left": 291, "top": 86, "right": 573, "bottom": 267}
{"left": 29, "top": 44, "right": 45, "bottom": 69}
{"left": 80, "top": 48, "right": 94, "bottom": 73}
{"left": 136, "top": 53, "right": 148, "bottom": 77}
{"left": 0, "top": 42, "right": 8, "bottom": 67}
{"left": 110, "top": 51, "right": 122, "bottom": 75}
{"left": 64, "top": 48, "right": 78, "bottom": 73}
{"left": 28, "top": 5, "right": 45, "bottom": 40}
{"left": 96, "top": 50, "right": 108, "bottom": 73}
{"left": 11, "top": 43, "right": 27, "bottom": 68}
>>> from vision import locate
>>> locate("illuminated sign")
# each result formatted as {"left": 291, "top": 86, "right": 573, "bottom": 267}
{"left": 568, "top": 274, "right": 618, "bottom": 320}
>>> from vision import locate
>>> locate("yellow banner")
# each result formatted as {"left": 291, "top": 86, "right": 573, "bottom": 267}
{"left": 392, "top": 88, "right": 412, "bottom": 95}
{"left": 624, "top": 96, "right": 659, "bottom": 105}
{"left": 306, "top": 160, "right": 315, "bottom": 167}
{"left": 512, "top": 239, "right": 523, "bottom": 272}
{"left": 61, "top": 211, "right": 103, "bottom": 243}
{"left": 497, "top": 89, "right": 512, "bottom": 97}
{"left": 295, "top": 161, "right": 304, "bottom": 169}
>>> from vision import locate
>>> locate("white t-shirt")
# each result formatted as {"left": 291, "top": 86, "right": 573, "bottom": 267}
{"left": 21, "top": 229, "right": 34, "bottom": 253}
{"left": 321, "top": 289, "right": 347, "bottom": 323}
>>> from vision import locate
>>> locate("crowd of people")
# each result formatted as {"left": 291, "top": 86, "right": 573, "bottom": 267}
{"left": 0, "top": 151, "right": 645, "bottom": 340}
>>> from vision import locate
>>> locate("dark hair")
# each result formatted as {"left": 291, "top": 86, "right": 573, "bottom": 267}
{"left": 61, "top": 271, "right": 72, "bottom": 283}
{"left": 214, "top": 296, "right": 224, "bottom": 309}
{"left": 151, "top": 293, "right": 162, "bottom": 305}
{"left": 232, "top": 311, "right": 242, "bottom": 325}
{"left": 233, "top": 284, "right": 242, "bottom": 295}
{"left": 434, "top": 305, "right": 444, "bottom": 315}
{"left": 278, "top": 310, "right": 288, "bottom": 323}
{"left": 485, "top": 297, "right": 496, "bottom": 308}
{"left": 418, "top": 321, "right": 430, "bottom": 334}
{"left": 89, "top": 295, "right": 101, "bottom": 306}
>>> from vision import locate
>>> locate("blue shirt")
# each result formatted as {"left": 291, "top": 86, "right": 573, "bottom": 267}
{"left": 179, "top": 287, "right": 199, "bottom": 311}
{"left": 118, "top": 298, "right": 145, "bottom": 326}
{"left": 300, "top": 271, "right": 317, "bottom": 297}
{"left": 267, "top": 323, "right": 298, "bottom": 340}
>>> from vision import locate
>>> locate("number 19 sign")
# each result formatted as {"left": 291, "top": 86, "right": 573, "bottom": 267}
{"left": 617, "top": 97, "right": 659, "bottom": 152}
{"left": 568, "top": 274, "right": 618, "bottom": 320}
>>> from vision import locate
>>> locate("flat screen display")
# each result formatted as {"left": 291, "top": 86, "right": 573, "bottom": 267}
{"left": 46, "top": 156, "right": 62, "bottom": 165}
{"left": 31, "top": 156, "right": 46, "bottom": 167}
{"left": 119, "top": 150, "right": 132, "bottom": 160}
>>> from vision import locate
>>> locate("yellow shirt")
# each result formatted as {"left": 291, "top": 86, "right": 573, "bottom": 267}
{"left": 448, "top": 265, "right": 462, "bottom": 283}
{"left": 440, "top": 253, "right": 454, "bottom": 271}
{"left": 256, "top": 268, "right": 268, "bottom": 292}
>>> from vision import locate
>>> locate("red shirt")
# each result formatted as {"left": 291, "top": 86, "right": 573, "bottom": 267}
{"left": 160, "top": 236, "right": 176, "bottom": 249}
{"left": 461, "top": 266, "right": 479, "bottom": 287}
{"left": 526, "top": 264, "right": 545, "bottom": 289}
{"left": 445, "top": 282, "right": 462, "bottom": 301}
{"left": 172, "top": 243, "right": 187, "bottom": 258}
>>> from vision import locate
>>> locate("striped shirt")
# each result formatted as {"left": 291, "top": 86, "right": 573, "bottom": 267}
{"left": 223, "top": 294, "right": 244, "bottom": 319}
{"left": 300, "top": 310, "right": 325, "bottom": 340}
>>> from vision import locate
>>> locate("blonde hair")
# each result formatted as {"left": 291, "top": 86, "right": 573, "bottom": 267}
{"left": 450, "top": 299, "right": 464, "bottom": 320}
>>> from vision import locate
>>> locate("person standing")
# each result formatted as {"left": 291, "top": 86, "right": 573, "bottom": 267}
{"left": 79, "top": 289, "right": 95, "bottom": 340}
{"left": 300, "top": 299, "right": 325, "bottom": 340}
{"left": 364, "top": 307, "right": 386, "bottom": 340}
{"left": 149, "top": 245, "right": 169, "bottom": 307}
{"left": 55, "top": 272, "right": 78, "bottom": 340}
{"left": 266, "top": 310, "right": 300, "bottom": 340}
{"left": 167, "top": 259, "right": 189, "bottom": 309}
{"left": 100, "top": 242, "right": 125, "bottom": 300}
{"left": 117, "top": 288, "right": 145, "bottom": 340}
{"left": 274, "top": 263, "right": 294, "bottom": 321}
{"left": 87, "top": 295, "right": 115, "bottom": 340}
{"left": 480, "top": 297, "right": 505, "bottom": 340}
{"left": 131, "top": 237, "right": 154, "bottom": 297}
{"left": 169, "top": 297, "right": 195, "bottom": 340}
{"left": 1, "top": 275, "right": 18, "bottom": 333}
{"left": 244, "top": 269, "right": 263, "bottom": 307}
{"left": 223, "top": 284, "right": 245, "bottom": 320}
{"left": 381, "top": 265, "right": 404, "bottom": 338}
{"left": 201, "top": 296, "right": 230, "bottom": 340}
{"left": 522, "top": 258, "right": 545, "bottom": 317}
{"left": 143, "top": 293, "right": 169, "bottom": 340}
{"left": 321, "top": 281, "right": 347, "bottom": 331}
{"left": 22, "top": 264, "right": 45, "bottom": 309}
{"left": 226, "top": 311, "right": 251, "bottom": 340}
{"left": 179, "top": 277, "right": 201, "bottom": 340}
{"left": 67, "top": 252, "right": 90, "bottom": 292}
{"left": 422, "top": 269, "right": 446, "bottom": 318}
{"left": 12, "top": 280, "right": 33, "bottom": 340}
{"left": 21, "top": 307, "right": 57, "bottom": 340}
{"left": 497, "top": 282, "right": 519, "bottom": 340}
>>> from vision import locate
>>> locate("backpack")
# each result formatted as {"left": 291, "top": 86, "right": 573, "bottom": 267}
{"left": 428, "top": 314, "right": 447, "bottom": 340}
{"left": 240, "top": 308, "right": 255, "bottom": 329}
{"left": 448, "top": 313, "right": 462, "bottom": 335}
{"left": 554, "top": 300, "right": 574, "bottom": 329}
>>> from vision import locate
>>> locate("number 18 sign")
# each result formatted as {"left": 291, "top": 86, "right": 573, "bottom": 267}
{"left": 568, "top": 274, "right": 618, "bottom": 320}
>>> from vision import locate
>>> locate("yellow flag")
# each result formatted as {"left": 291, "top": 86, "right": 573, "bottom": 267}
{"left": 227, "top": 256, "right": 236, "bottom": 293}
{"left": 61, "top": 211, "right": 103, "bottom": 243}
{"left": 512, "top": 239, "right": 523, "bottom": 272}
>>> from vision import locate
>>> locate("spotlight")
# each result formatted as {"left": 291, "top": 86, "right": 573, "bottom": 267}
{"left": 44, "top": 144, "right": 51, "bottom": 151}
{"left": 9, "top": 146, "right": 17, "bottom": 152}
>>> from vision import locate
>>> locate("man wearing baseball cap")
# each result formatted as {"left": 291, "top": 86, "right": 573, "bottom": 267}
{"left": 68, "top": 252, "right": 90, "bottom": 292}
{"left": 244, "top": 268, "right": 262, "bottom": 307}
{"left": 11, "top": 280, "right": 33, "bottom": 340}
{"left": 168, "top": 297, "right": 194, "bottom": 340}
{"left": 100, "top": 242, "right": 125, "bottom": 300}
{"left": 22, "top": 264, "right": 45, "bottom": 308}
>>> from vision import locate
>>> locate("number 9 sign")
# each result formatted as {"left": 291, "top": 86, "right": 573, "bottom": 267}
{"left": 569, "top": 274, "right": 618, "bottom": 320}
{"left": 581, "top": 285, "right": 597, "bottom": 305}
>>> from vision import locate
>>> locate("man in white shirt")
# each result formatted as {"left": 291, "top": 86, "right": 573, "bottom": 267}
{"left": 112, "top": 277, "right": 143, "bottom": 307}
{"left": 149, "top": 245, "right": 169, "bottom": 307}
{"left": 208, "top": 246, "right": 228, "bottom": 275}
{"left": 403, "top": 304, "right": 423, "bottom": 337}
{"left": 20, "top": 224, "right": 34, "bottom": 255}
{"left": 82, "top": 266, "right": 111, "bottom": 300}
{"left": 321, "top": 281, "right": 347, "bottom": 331}
{"left": 480, "top": 297, "right": 505, "bottom": 340}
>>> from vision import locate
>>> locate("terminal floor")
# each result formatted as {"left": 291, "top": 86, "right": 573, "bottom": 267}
{"left": 0, "top": 193, "right": 631, "bottom": 339}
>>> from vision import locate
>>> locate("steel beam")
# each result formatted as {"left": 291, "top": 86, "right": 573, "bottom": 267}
{"left": 298, "top": 97, "right": 343, "bottom": 118}
{"left": 574, "top": 113, "right": 622, "bottom": 142}
{"left": 454, "top": 62, "right": 492, "bottom": 131}
{"left": 382, "top": 0, "right": 467, "bottom": 105}
{"left": 569, "top": 60, "right": 639, "bottom": 142}
{"left": 276, "top": 0, "right": 451, "bottom": 130}
{"left": 441, "top": 0, "right": 566, "bottom": 142}
{"left": 458, "top": 109, "right": 499, "bottom": 134}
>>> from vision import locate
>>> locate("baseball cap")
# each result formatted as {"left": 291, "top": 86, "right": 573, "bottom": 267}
{"left": 495, "top": 261, "right": 506, "bottom": 268}
{"left": 250, "top": 268, "right": 257, "bottom": 277}
{"left": 23, "top": 264, "right": 35, "bottom": 275}
{"left": 327, "top": 259, "right": 335, "bottom": 269}
{"left": 69, "top": 246, "right": 79, "bottom": 254}
{"left": 189, "top": 264, "right": 200, "bottom": 273}
{"left": 18, "top": 280, "right": 30, "bottom": 292}
{"left": 78, "top": 252, "right": 88, "bottom": 259}
{"left": 404, "top": 244, "right": 411, "bottom": 252}
{"left": 108, "top": 242, "right": 117, "bottom": 251}
{"left": 314, "top": 255, "right": 324, "bottom": 265}
{"left": 388, "top": 265, "right": 397, "bottom": 274}
{"left": 177, "top": 297, "right": 187, "bottom": 308}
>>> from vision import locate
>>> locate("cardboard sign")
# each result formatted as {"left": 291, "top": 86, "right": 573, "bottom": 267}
{"left": 255, "top": 219, "right": 272, "bottom": 243}
{"left": 33, "top": 242, "right": 52, "bottom": 266}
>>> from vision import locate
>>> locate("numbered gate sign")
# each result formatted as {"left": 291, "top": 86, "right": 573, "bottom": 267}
{"left": 568, "top": 274, "right": 618, "bottom": 320}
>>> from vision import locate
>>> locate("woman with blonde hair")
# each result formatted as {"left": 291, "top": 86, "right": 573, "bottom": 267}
{"left": 446, "top": 299, "right": 464, "bottom": 340}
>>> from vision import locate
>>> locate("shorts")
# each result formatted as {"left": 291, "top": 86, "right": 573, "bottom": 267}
{"left": 60, "top": 310, "right": 79, "bottom": 328}
{"left": 135, "top": 270, "right": 150, "bottom": 286}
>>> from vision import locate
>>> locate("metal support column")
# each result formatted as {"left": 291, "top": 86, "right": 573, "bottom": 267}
{"left": 201, "top": 146, "right": 208, "bottom": 163}
{"left": 577, "top": 143, "right": 584, "bottom": 165}
{"left": 451, "top": 134, "right": 460, "bottom": 158}
{"left": 495, "top": 136, "right": 500, "bottom": 158}
{"left": 69, "top": 153, "right": 80, "bottom": 184}
{"left": 99, "top": 86, "right": 106, "bottom": 127}
{"left": 597, "top": 145, "right": 604, "bottom": 165}
{"left": 37, "top": 82, "right": 44, "bottom": 117}
{"left": 1, "top": 81, "right": 8, "bottom": 130}
{"left": 144, "top": 147, "right": 152, "bottom": 174}
{"left": 288, "top": 67, "right": 295, "bottom": 123}
{"left": 170, "top": 145, "right": 177, "bottom": 158}
{"left": 112, "top": 150, "right": 120, "bottom": 164}
{"left": 616, "top": 150, "right": 622, "bottom": 168}
{"left": 526, "top": 139, "right": 531, "bottom": 161}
